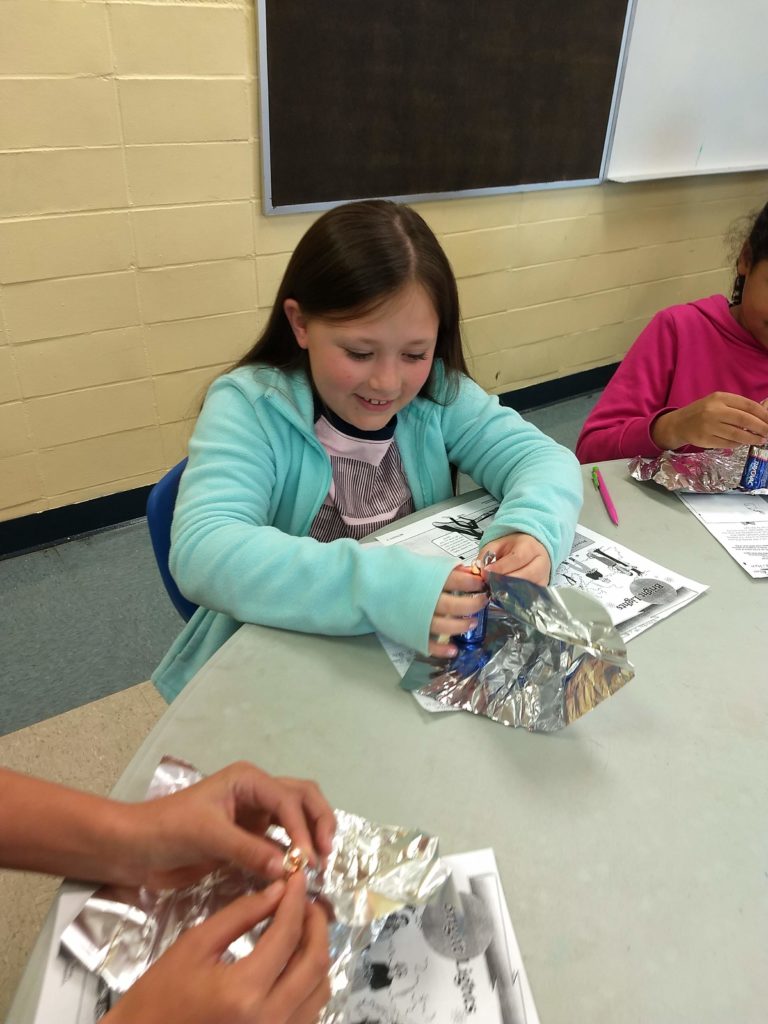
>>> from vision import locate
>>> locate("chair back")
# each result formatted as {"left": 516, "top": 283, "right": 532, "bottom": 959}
{"left": 146, "top": 458, "right": 198, "bottom": 621}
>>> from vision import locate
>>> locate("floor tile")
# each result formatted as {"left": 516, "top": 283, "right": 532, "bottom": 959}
{"left": 1, "top": 520, "right": 182, "bottom": 734}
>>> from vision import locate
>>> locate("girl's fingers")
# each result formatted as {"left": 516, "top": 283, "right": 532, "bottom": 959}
{"left": 279, "top": 779, "right": 336, "bottom": 859}
{"left": 186, "top": 884, "right": 286, "bottom": 960}
{"left": 240, "top": 873, "right": 309, "bottom": 991}
{"left": 490, "top": 551, "right": 530, "bottom": 574}
{"left": 285, "top": 975, "right": 334, "bottom": 1024}
{"left": 429, "top": 579, "right": 489, "bottom": 658}
{"left": 719, "top": 411, "right": 768, "bottom": 437}
{"left": 444, "top": 567, "right": 487, "bottom": 593}
{"left": 207, "top": 827, "right": 289, "bottom": 881}
{"left": 428, "top": 638, "right": 458, "bottom": 658}
{"left": 492, "top": 550, "right": 543, "bottom": 574}
{"left": 504, "top": 559, "right": 550, "bottom": 586}
{"left": 708, "top": 427, "right": 765, "bottom": 447}
{"left": 267, "top": 902, "right": 331, "bottom": 1023}
{"left": 435, "top": 590, "right": 487, "bottom": 618}
{"left": 431, "top": 612, "right": 479, "bottom": 634}
{"left": 719, "top": 393, "right": 768, "bottom": 421}
{"left": 231, "top": 770, "right": 323, "bottom": 870}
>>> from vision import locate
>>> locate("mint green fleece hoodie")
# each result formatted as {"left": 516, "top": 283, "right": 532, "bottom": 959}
{"left": 153, "top": 362, "right": 582, "bottom": 701}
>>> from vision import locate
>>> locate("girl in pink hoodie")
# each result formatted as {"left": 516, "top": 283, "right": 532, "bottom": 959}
{"left": 576, "top": 202, "right": 768, "bottom": 464}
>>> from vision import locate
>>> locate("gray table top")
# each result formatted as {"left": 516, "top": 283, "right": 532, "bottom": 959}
{"left": 10, "top": 461, "right": 768, "bottom": 1024}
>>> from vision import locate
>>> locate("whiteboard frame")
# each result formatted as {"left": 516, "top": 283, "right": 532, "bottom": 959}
{"left": 257, "top": 0, "right": 637, "bottom": 216}
{"left": 604, "top": 0, "right": 768, "bottom": 182}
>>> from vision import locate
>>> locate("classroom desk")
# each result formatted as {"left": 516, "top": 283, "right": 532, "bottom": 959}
{"left": 9, "top": 461, "right": 767, "bottom": 1024}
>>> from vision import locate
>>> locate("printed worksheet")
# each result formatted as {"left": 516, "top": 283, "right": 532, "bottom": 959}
{"left": 344, "top": 848, "right": 537, "bottom": 1024}
{"left": 32, "top": 885, "right": 104, "bottom": 1024}
{"left": 376, "top": 495, "right": 707, "bottom": 681}
{"left": 677, "top": 492, "right": 768, "bottom": 578}
{"left": 31, "top": 856, "right": 534, "bottom": 1024}
{"left": 553, "top": 524, "right": 707, "bottom": 641}
{"left": 377, "top": 493, "right": 500, "bottom": 562}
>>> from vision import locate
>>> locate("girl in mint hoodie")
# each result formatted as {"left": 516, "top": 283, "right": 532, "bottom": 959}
{"left": 155, "top": 200, "right": 582, "bottom": 701}
{"left": 576, "top": 202, "right": 768, "bottom": 464}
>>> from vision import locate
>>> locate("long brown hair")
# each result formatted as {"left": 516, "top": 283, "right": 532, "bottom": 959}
{"left": 236, "top": 200, "right": 469, "bottom": 400}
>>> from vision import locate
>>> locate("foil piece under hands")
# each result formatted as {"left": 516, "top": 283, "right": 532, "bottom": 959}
{"left": 403, "top": 575, "right": 634, "bottom": 731}
{"left": 628, "top": 446, "right": 758, "bottom": 492}
{"left": 60, "top": 758, "right": 449, "bottom": 1024}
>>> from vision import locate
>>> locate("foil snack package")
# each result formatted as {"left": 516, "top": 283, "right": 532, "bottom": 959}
{"left": 402, "top": 575, "right": 634, "bottom": 732}
{"left": 60, "top": 758, "right": 449, "bottom": 1023}
{"left": 628, "top": 446, "right": 762, "bottom": 493}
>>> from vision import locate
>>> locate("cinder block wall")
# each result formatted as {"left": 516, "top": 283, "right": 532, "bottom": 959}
{"left": 1, "top": 1, "right": 766, "bottom": 523}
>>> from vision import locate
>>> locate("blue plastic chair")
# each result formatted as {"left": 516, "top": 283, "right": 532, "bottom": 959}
{"left": 146, "top": 458, "right": 199, "bottom": 622}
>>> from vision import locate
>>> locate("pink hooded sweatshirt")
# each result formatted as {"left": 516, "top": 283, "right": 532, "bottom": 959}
{"left": 575, "top": 295, "right": 768, "bottom": 464}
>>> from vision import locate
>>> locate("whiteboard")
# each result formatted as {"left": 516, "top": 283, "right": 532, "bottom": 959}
{"left": 607, "top": 0, "right": 768, "bottom": 181}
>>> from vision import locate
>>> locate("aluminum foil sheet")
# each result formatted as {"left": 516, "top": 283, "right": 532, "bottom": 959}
{"left": 627, "top": 446, "right": 766, "bottom": 493}
{"left": 402, "top": 575, "right": 634, "bottom": 731}
{"left": 61, "top": 757, "right": 449, "bottom": 1023}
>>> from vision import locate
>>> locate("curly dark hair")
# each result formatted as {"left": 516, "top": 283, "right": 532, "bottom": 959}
{"left": 731, "top": 200, "right": 768, "bottom": 304}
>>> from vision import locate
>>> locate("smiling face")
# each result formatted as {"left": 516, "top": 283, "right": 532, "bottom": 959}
{"left": 284, "top": 282, "right": 439, "bottom": 429}
{"left": 732, "top": 253, "right": 768, "bottom": 350}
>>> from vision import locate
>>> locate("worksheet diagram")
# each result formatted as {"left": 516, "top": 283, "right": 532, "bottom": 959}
{"left": 344, "top": 849, "right": 537, "bottom": 1024}
{"left": 377, "top": 494, "right": 499, "bottom": 562}
{"left": 677, "top": 492, "right": 768, "bottom": 578}
{"left": 551, "top": 525, "right": 707, "bottom": 642}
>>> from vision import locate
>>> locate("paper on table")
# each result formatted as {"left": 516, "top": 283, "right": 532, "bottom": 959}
{"left": 677, "top": 492, "right": 768, "bottom": 579}
{"left": 32, "top": 884, "right": 104, "bottom": 1024}
{"left": 344, "top": 847, "right": 537, "bottom": 1024}
{"left": 376, "top": 495, "right": 707, "bottom": 682}
{"left": 30, "top": 856, "right": 533, "bottom": 1024}
{"left": 377, "top": 493, "right": 500, "bottom": 561}
{"left": 553, "top": 524, "right": 707, "bottom": 642}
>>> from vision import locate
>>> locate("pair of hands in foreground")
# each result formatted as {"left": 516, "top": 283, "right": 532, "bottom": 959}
{"left": 429, "top": 532, "right": 549, "bottom": 658}
{"left": 107, "top": 764, "right": 335, "bottom": 1024}
{"left": 0, "top": 762, "right": 335, "bottom": 1024}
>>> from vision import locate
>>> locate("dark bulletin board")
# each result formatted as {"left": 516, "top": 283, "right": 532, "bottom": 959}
{"left": 260, "top": 1, "right": 630, "bottom": 212}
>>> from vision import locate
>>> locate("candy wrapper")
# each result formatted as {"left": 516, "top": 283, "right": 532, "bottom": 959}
{"left": 402, "top": 575, "right": 634, "bottom": 731}
{"left": 61, "top": 757, "right": 449, "bottom": 1023}
{"left": 627, "top": 446, "right": 767, "bottom": 493}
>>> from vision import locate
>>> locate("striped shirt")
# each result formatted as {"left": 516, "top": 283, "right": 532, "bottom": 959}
{"left": 309, "top": 405, "right": 414, "bottom": 542}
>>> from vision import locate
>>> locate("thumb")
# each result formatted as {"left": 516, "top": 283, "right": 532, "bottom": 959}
{"left": 205, "top": 821, "right": 287, "bottom": 880}
{"left": 189, "top": 883, "right": 286, "bottom": 958}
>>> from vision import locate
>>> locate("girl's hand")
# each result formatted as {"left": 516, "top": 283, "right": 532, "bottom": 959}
{"left": 105, "top": 874, "right": 331, "bottom": 1024}
{"left": 651, "top": 392, "right": 768, "bottom": 450}
{"left": 479, "top": 534, "right": 551, "bottom": 586}
{"left": 120, "top": 762, "right": 336, "bottom": 890}
{"left": 429, "top": 566, "right": 488, "bottom": 658}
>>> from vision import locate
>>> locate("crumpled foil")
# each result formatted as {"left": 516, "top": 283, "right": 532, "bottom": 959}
{"left": 627, "top": 446, "right": 768, "bottom": 493}
{"left": 61, "top": 757, "right": 449, "bottom": 1023}
{"left": 402, "top": 575, "right": 634, "bottom": 731}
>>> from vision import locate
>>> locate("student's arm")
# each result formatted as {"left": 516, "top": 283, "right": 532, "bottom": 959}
{"left": 438, "top": 374, "right": 583, "bottom": 575}
{"left": 575, "top": 312, "right": 680, "bottom": 463}
{"left": 0, "top": 763, "right": 334, "bottom": 886}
